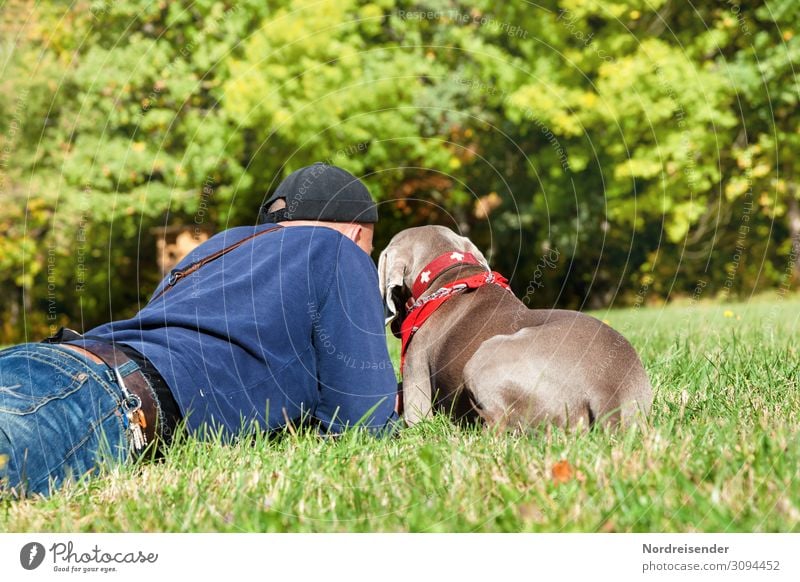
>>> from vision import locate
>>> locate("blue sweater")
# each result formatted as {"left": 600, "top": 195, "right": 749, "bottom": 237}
{"left": 88, "top": 225, "right": 398, "bottom": 437}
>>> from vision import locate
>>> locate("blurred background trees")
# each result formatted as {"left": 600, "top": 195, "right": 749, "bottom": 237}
{"left": 0, "top": 0, "right": 797, "bottom": 342}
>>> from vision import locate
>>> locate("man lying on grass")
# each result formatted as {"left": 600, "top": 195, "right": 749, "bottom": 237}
{"left": 0, "top": 163, "right": 400, "bottom": 497}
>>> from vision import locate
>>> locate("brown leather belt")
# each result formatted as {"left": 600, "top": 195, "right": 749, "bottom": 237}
{"left": 63, "top": 341, "right": 159, "bottom": 454}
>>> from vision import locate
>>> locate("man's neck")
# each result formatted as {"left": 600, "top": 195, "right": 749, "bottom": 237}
{"left": 277, "top": 220, "right": 369, "bottom": 255}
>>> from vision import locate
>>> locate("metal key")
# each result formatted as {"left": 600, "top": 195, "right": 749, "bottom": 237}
{"left": 114, "top": 365, "right": 147, "bottom": 454}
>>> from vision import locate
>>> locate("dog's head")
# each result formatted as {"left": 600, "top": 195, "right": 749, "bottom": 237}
{"left": 377, "top": 225, "right": 489, "bottom": 336}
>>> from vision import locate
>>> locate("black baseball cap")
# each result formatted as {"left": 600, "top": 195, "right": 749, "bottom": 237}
{"left": 259, "top": 162, "right": 378, "bottom": 224}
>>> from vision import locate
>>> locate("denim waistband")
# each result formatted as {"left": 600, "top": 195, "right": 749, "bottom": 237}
{"left": 3, "top": 342, "right": 126, "bottom": 407}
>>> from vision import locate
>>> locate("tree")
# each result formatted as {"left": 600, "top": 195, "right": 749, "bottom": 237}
{"left": 0, "top": 0, "right": 796, "bottom": 344}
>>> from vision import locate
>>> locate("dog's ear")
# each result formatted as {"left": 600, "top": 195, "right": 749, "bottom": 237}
{"left": 378, "top": 247, "right": 408, "bottom": 327}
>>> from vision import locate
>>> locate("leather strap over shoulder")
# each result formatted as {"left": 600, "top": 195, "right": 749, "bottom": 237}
{"left": 151, "top": 224, "right": 283, "bottom": 301}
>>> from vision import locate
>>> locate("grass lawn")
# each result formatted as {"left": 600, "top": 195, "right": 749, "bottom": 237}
{"left": 1, "top": 296, "right": 799, "bottom": 532}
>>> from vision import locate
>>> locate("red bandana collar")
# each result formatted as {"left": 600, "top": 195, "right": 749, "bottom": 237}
{"left": 400, "top": 252, "right": 511, "bottom": 372}
{"left": 411, "top": 251, "right": 483, "bottom": 299}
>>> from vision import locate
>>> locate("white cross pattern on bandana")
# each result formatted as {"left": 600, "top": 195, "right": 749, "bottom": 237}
{"left": 450, "top": 252, "right": 465, "bottom": 261}
{"left": 420, "top": 270, "right": 431, "bottom": 283}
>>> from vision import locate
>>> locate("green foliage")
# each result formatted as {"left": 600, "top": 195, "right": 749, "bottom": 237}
{"left": 0, "top": 0, "right": 797, "bottom": 340}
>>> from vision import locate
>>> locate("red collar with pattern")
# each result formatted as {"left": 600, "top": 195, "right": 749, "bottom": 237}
{"left": 400, "top": 252, "right": 511, "bottom": 371}
{"left": 411, "top": 251, "right": 484, "bottom": 298}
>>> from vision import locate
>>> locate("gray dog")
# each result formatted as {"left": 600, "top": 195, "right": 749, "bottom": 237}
{"left": 378, "top": 225, "right": 653, "bottom": 430}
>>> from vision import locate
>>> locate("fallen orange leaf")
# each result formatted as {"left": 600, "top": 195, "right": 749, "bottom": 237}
{"left": 551, "top": 460, "right": 575, "bottom": 484}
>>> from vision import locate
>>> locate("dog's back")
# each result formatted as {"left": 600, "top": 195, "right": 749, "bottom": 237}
{"left": 463, "top": 307, "right": 652, "bottom": 429}
{"left": 421, "top": 283, "right": 652, "bottom": 428}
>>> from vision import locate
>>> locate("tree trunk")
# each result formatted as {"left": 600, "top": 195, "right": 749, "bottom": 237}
{"left": 787, "top": 190, "right": 800, "bottom": 275}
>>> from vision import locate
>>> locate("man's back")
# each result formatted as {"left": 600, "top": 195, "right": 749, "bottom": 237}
{"left": 87, "top": 224, "right": 397, "bottom": 436}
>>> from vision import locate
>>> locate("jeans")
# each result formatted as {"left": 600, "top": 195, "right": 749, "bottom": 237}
{"left": 0, "top": 343, "right": 129, "bottom": 496}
